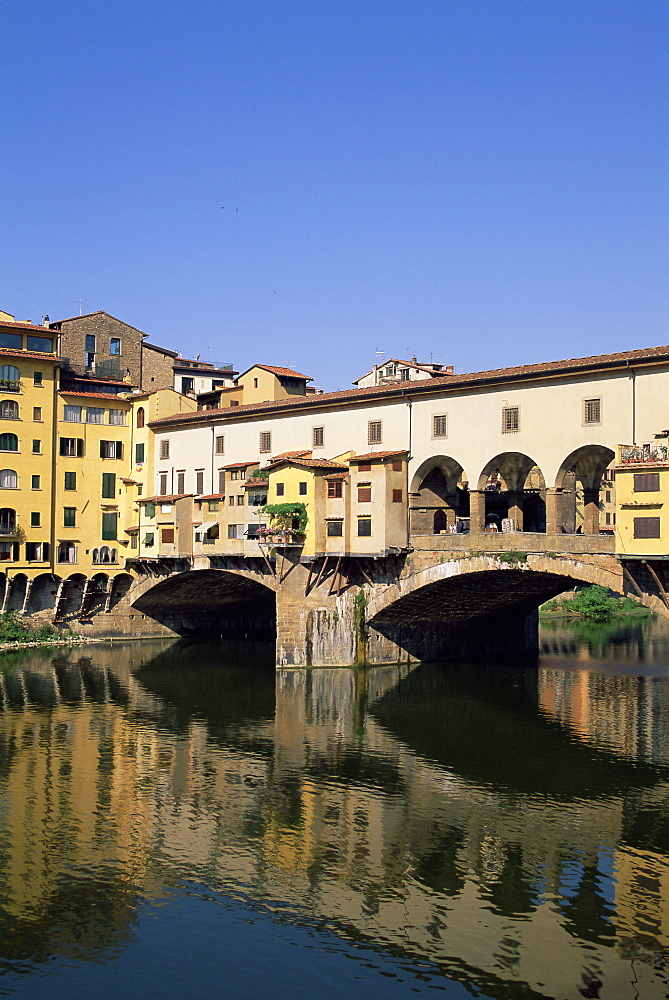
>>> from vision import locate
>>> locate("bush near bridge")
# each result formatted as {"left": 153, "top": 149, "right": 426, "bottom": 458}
{"left": 541, "top": 585, "right": 649, "bottom": 623}
{"left": 0, "top": 611, "right": 67, "bottom": 645}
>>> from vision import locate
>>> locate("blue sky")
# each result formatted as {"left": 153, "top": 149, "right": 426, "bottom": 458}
{"left": 1, "top": 1, "right": 667, "bottom": 390}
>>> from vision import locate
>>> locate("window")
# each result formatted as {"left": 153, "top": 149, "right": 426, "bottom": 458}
{"left": 144, "top": 532, "right": 155, "bottom": 547}
{"left": 259, "top": 431, "right": 272, "bottom": 453}
{"left": 228, "top": 496, "right": 235, "bottom": 506}
{"left": 605, "top": 490, "right": 612, "bottom": 502}
{"left": 161, "top": 528, "right": 175, "bottom": 544}
{"left": 110, "top": 337, "right": 121, "bottom": 355}
{"left": 633, "top": 473, "right": 660, "bottom": 492}
{"left": 136, "top": 407, "right": 145, "bottom": 428}
{"left": 327, "top": 480, "right": 343, "bottom": 498}
{"left": 433, "top": 414, "right": 448, "bottom": 438}
{"left": 64, "top": 471, "right": 76, "bottom": 491}
{"left": 85, "top": 334, "right": 96, "bottom": 353}
{"left": 605, "top": 512, "right": 611, "bottom": 525}
{"left": 102, "top": 512, "right": 118, "bottom": 540}
{"left": 357, "top": 517, "right": 372, "bottom": 537}
{"left": 584, "top": 398, "right": 601, "bottom": 424}
{"left": 357, "top": 483, "right": 372, "bottom": 503}
{"left": 239, "top": 468, "right": 247, "bottom": 480}
{"left": 159, "top": 473, "right": 168, "bottom": 495}
{"left": 236, "top": 494, "right": 244, "bottom": 505}
{"left": 385, "top": 365, "right": 395, "bottom": 376}
{"left": 0, "top": 508, "right": 16, "bottom": 533}
{"left": 0, "top": 333, "right": 22, "bottom": 350}
{"left": 392, "top": 489, "right": 403, "bottom": 503}
{"left": 100, "top": 440, "right": 123, "bottom": 459}
{"left": 313, "top": 426, "right": 324, "bottom": 448}
{"left": 33, "top": 407, "right": 42, "bottom": 421}
{"left": 228, "top": 524, "right": 242, "bottom": 539}
{"left": 177, "top": 471, "right": 185, "bottom": 494}
{"left": 230, "top": 470, "right": 239, "bottom": 481}
{"left": 60, "top": 437, "right": 84, "bottom": 457}
{"left": 327, "top": 520, "right": 343, "bottom": 537}
{"left": 400, "top": 368, "right": 409, "bottom": 380}
{"left": 0, "top": 542, "right": 15, "bottom": 561}
{"left": 31, "top": 475, "right": 40, "bottom": 490}
{"left": 634, "top": 517, "right": 660, "bottom": 539}
{"left": 0, "top": 434, "right": 18, "bottom": 451}
{"left": 64, "top": 404, "right": 82, "bottom": 422}
{"left": 135, "top": 442, "right": 145, "bottom": 464}
{"left": 215, "top": 435, "right": 225, "bottom": 455}
{"left": 299, "top": 482, "right": 307, "bottom": 495}
{"left": 0, "top": 400, "right": 18, "bottom": 419}
{"left": 218, "top": 469, "right": 225, "bottom": 493}
{"left": 108, "top": 408, "right": 126, "bottom": 425}
{"left": 33, "top": 372, "right": 43, "bottom": 386}
{"left": 160, "top": 440, "right": 170, "bottom": 460}
{"left": 26, "top": 542, "right": 45, "bottom": 561}
{"left": 208, "top": 501, "right": 219, "bottom": 512}
{"left": 102, "top": 473, "right": 116, "bottom": 498}
{"left": 276, "top": 483, "right": 285, "bottom": 497}
{"left": 196, "top": 471, "right": 204, "bottom": 494}
{"left": 246, "top": 523, "right": 263, "bottom": 539}
{"left": 181, "top": 377, "right": 194, "bottom": 394}
{"left": 368, "top": 420, "right": 382, "bottom": 445}
{"left": 0, "top": 470, "right": 17, "bottom": 489}
{"left": 63, "top": 507, "right": 76, "bottom": 527}
{"left": 392, "top": 460, "right": 403, "bottom": 472}
{"left": 30, "top": 511, "right": 40, "bottom": 527}
{"left": 32, "top": 440, "right": 41, "bottom": 454}
{"left": 57, "top": 541, "right": 76, "bottom": 563}
{"left": 502, "top": 406, "right": 519, "bottom": 433}
{"left": 27, "top": 335, "right": 53, "bottom": 353}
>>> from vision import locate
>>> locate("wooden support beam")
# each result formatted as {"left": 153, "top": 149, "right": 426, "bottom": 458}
{"left": 622, "top": 563, "right": 646, "bottom": 600}
{"left": 304, "top": 560, "right": 315, "bottom": 596}
{"left": 358, "top": 560, "right": 374, "bottom": 586}
{"left": 258, "top": 545, "right": 276, "bottom": 578}
{"left": 328, "top": 556, "right": 342, "bottom": 596}
{"left": 642, "top": 560, "right": 669, "bottom": 608}
{"left": 314, "top": 556, "right": 329, "bottom": 590}
{"left": 337, "top": 558, "right": 347, "bottom": 596}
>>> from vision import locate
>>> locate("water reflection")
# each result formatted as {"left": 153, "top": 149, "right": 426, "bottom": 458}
{"left": 0, "top": 627, "right": 667, "bottom": 998}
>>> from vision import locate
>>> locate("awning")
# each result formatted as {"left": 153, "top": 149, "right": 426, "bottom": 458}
{"left": 196, "top": 520, "right": 219, "bottom": 532}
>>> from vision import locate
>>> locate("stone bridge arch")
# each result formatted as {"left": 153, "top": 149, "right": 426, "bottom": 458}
{"left": 363, "top": 553, "right": 624, "bottom": 663}
{"left": 130, "top": 567, "right": 278, "bottom": 639}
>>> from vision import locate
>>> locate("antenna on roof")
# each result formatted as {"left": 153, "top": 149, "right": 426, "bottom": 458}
{"left": 73, "top": 297, "right": 86, "bottom": 315}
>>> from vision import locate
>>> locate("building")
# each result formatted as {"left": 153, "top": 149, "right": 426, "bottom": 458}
{"left": 353, "top": 357, "right": 453, "bottom": 388}
{"left": 197, "top": 364, "right": 313, "bottom": 410}
{"left": 614, "top": 437, "right": 669, "bottom": 557}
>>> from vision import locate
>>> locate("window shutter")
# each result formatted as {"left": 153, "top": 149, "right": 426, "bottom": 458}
{"left": 116, "top": 441, "right": 123, "bottom": 459}
{"left": 76, "top": 439, "right": 84, "bottom": 457}
{"left": 100, "top": 441, "right": 105, "bottom": 459}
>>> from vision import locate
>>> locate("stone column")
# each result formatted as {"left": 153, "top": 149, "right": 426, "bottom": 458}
{"left": 545, "top": 488, "right": 564, "bottom": 535}
{"left": 468, "top": 490, "right": 486, "bottom": 534}
{"left": 507, "top": 491, "right": 524, "bottom": 531}
{"left": 583, "top": 487, "right": 601, "bottom": 535}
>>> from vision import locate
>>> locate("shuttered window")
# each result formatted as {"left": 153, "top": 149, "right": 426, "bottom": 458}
{"left": 215, "top": 435, "right": 225, "bottom": 454}
{"left": 196, "top": 470, "right": 205, "bottom": 494}
{"left": 633, "top": 473, "right": 660, "bottom": 492}
{"left": 259, "top": 431, "right": 272, "bottom": 453}
{"left": 327, "top": 481, "right": 343, "bottom": 498}
{"left": 160, "top": 440, "right": 170, "bottom": 459}
{"left": 634, "top": 517, "right": 660, "bottom": 539}
{"left": 161, "top": 528, "right": 175, "bottom": 544}
{"left": 357, "top": 484, "right": 372, "bottom": 503}
{"left": 101, "top": 512, "right": 118, "bottom": 540}
{"left": 313, "top": 426, "right": 324, "bottom": 448}
{"left": 392, "top": 489, "right": 403, "bottom": 503}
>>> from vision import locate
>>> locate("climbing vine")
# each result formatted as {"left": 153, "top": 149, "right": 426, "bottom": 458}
{"left": 261, "top": 502, "right": 308, "bottom": 533}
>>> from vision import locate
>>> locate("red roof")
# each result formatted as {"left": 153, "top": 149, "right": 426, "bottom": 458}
{"left": 139, "top": 494, "right": 194, "bottom": 504}
{"left": 59, "top": 390, "right": 131, "bottom": 401}
{"left": 268, "top": 450, "right": 312, "bottom": 463}
{"left": 245, "top": 478, "right": 268, "bottom": 487}
{"left": 0, "top": 319, "right": 56, "bottom": 332}
{"left": 195, "top": 493, "right": 226, "bottom": 500}
{"left": 220, "top": 460, "right": 259, "bottom": 470}
{"left": 120, "top": 477, "right": 141, "bottom": 485}
{"left": 323, "top": 471, "right": 349, "bottom": 480}
{"left": 241, "top": 364, "right": 313, "bottom": 381}
{"left": 269, "top": 457, "right": 348, "bottom": 471}
{"left": 350, "top": 450, "right": 408, "bottom": 462}
{"left": 149, "top": 342, "right": 669, "bottom": 429}
{"left": 0, "top": 346, "right": 61, "bottom": 362}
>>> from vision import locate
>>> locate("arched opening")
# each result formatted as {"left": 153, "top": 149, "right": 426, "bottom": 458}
{"left": 108, "top": 574, "right": 133, "bottom": 609}
{"left": 136, "top": 407, "right": 145, "bottom": 428}
{"left": 27, "top": 574, "right": 60, "bottom": 614}
{"left": 0, "top": 400, "right": 19, "bottom": 419}
{"left": 133, "top": 569, "right": 276, "bottom": 638}
{"left": 475, "top": 453, "right": 546, "bottom": 533}
{"left": 0, "top": 508, "right": 16, "bottom": 535}
{"left": 5, "top": 573, "right": 28, "bottom": 612}
{"left": 59, "top": 574, "right": 87, "bottom": 618}
{"left": 0, "top": 433, "right": 18, "bottom": 452}
{"left": 0, "top": 469, "right": 18, "bottom": 489}
{"left": 410, "top": 457, "right": 469, "bottom": 535}
{"left": 554, "top": 445, "right": 615, "bottom": 535}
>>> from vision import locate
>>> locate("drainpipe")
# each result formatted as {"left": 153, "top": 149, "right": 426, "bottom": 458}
{"left": 211, "top": 424, "right": 215, "bottom": 495}
{"left": 403, "top": 391, "right": 413, "bottom": 549}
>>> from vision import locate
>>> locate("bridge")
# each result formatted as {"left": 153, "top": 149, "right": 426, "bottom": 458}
{"left": 15, "top": 527, "right": 657, "bottom": 667}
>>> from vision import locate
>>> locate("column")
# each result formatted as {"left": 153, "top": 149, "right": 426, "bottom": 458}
{"left": 468, "top": 490, "right": 486, "bottom": 534}
{"left": 583, "top": 487, "right": 601, "bottom": 535}
{"left": 507, "top": 491, "right": 524, "bottom": 531}
{"left": 545, "top": 488, "right": 563, "bottom": 535}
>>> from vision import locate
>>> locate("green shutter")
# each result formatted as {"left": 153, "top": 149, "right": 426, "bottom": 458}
{"left": 102, "top": 473, "right": 116, "bottom": 498}
{"left": 101, "top": 512, "right": 118, "bottom": 540}
{"left": 76, "top": 439, "right": 84, "bottom": 457}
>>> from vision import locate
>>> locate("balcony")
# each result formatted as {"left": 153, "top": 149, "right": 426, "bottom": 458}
{"left": 0, "top": 522, "right": 17, "bottom": 536}
{"left": 0, "top": 379, "right": 21, "bottom": 393}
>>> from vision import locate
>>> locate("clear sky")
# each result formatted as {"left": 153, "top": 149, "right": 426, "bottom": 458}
{"left": 1, "top": 0, "right": 667, "bottom": 391}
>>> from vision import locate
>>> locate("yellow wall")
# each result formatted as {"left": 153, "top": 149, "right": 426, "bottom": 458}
{"left": 615, "top": 461, "right": 668, "bottom": 556}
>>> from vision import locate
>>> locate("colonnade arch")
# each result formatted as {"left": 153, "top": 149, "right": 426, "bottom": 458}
{"left": 411, "top": 443, "right": 616, "bottom": 538}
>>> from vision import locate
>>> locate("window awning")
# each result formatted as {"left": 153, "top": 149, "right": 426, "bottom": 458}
{"left": 196, "top": 520, "right": 219, "bottom": 532}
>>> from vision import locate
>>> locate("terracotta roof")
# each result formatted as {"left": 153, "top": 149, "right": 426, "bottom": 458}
{"left": 240, "top": 364, "right": 313, "bottom": 380}
{"left": 323, "top": 472, "right": 349, "bottom": 480}
{"left": 350, "top": 450, "right": 408, "bottom": 462}
{"left": 139, "top": 494, "right": 194, "bottom": 504}
{"left": 268, "top": 450, "right": 312, "bottom": 463}
{"left": 195, "top": 493, "right": 226, "bottom": 500}
{"left": 149, "top": 342, "right": 669, "bottom": 429}
{"left": 125, "top": 526, "right": 139, "bottom": 533}
{"left": 0, "top": 346, "right": 61, "bottom": 362}
{"left": 0, "top": 319, "right": 56, "bottom": 332}
{"left": 59, "top": 390, "right": 131, "bottom": 401}
{"left": 245, "top": 478, "right": 268, "bottom": 487}
{"left": 120, "top": 477, "right": 140, "bottom": 485}
{"left": 269, "top": 457, "right": 348, "bottom": 471}
{"left": 220, "top": 460, "right": 258, "bottom": 470}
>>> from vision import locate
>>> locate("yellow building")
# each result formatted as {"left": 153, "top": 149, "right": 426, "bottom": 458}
{"left": 614, "top": 439, "right": 669, "bottom": 557}
{"left": 0, "top": 319, "right": 60, "bottom": 579}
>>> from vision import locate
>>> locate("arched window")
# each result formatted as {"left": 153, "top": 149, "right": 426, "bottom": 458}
{"left": 0, "top": 366, "right": 20, "bottom": 383}
{"left": 433, "top": 509, "right": 447, "bottom": 534}
{"left": 100, "top": 546, "right": 110, "bottom": 563}
{"left": 0, "top": 434, "right": 18, "bottom": 452}
{"left": 57, "top": 541, "right": 76, "bottom": 564}
{"left": 0, "top": 400, "right": 18, "bottom": 419}
{"left": 92, "top": 548, "right": 100, "bottom": 563}
{"left": 110, "top": 548, "right": 117, "bottom": 563}
{"left": 0, "top": 470, "right": 18, "bottom": 489}
{"left": 0, "top": 508, "right": 16, "bottom": 533}
{"left": 136, "top": 407, "right": 145, "bottom": 428}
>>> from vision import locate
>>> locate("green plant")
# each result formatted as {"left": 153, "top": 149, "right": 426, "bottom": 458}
{"left": 498, "top": 551, "right": 528, "bottom": 564}
{"left": 0, "top": 611, "right": 66, "bottom": 645}
{"left": 261, "top": 502, "right": 308, "bottom": 533}
{"left": 569, "top": 585, "right": 617, "bottom": 622}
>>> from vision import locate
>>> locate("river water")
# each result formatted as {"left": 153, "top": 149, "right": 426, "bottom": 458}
{"left": 0, "top": 617, "right": 668, "bottom": 1000}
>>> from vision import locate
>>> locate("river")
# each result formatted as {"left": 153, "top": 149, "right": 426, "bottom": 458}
{"left": 0, "top": 616, "right": 668, "bottom": 999}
